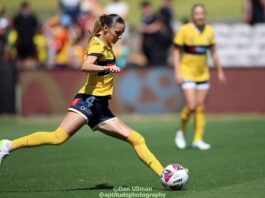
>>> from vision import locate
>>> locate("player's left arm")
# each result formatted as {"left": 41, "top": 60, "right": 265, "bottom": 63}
{"left": 210, "top": 47, "right": 226, "bottom": 83}
{"left": 209, "top": 28, "right": 226, "bottom": 83}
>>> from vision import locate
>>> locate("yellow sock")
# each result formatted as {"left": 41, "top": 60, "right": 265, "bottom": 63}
{"left": 11, "top": 127, "right": 70, "bottom": 151}
{"left": 180, "top": 106, "right": 192, "bottom": 132}
{"left": 127, "top": 131, "right": 164, "bottom": 176}
{"left": 194, "top": 107, "right": 205, "bottom": 142}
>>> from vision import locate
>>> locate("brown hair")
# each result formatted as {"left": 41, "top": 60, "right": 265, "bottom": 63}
{"left": 191, "top": 4, "right": 206, "bottom": 15}
{"left": 88, "top": 14, "right": 125, "bottom": 43}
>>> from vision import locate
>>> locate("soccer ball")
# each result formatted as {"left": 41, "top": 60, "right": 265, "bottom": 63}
{"left": 161, "top": 164, "right": 189, "bottom": 190}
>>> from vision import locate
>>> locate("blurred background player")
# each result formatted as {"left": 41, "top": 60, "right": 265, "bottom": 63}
{"left": 0, "top": 4, "right": 8, "bottom": 62}
{"left": 244, "top": 0, "right": 265, "bottom": 25}
{"left": 59, "top": 0, "right": 80, "bottom": 24}
{"left": 173, "top": 4, "right": 226, "bottom": 150}
{"left": 13, "top": 1, "right": 38, "bottom": 69}
{"left": 139, "top": 1, "right": 173, "bottom": 66}
{"left": 105, "top": 0, "right": 128, "bottom": 19}
{"left": 0, "top": 14, "right": 164, "bottom": 179}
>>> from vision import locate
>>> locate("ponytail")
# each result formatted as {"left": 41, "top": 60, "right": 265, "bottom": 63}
{"left": 88, "top": 16, "right": 104, "bottom": 43}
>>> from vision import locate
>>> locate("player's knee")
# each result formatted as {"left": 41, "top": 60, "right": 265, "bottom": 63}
{"left": 52, "top": 135, "right": 66, "bottom": 145}
{"left": 134, "top": 134, "right": 145, "bottom": 146}
{"left": 195, "top": 105, "right": 205, "bottom": 111}
{"left": 187, "top": 104, "right": 196, "bottom": 112}
{"left": 51, "top": 128, "right": 69, "bottom": 145}
{"left": 127, "top": 131, "right": 145, "bottom": 146}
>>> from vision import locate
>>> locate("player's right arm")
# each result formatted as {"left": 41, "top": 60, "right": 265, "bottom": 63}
{"left": 81, "top": 37, "right": 120, "bottom": 73}
{"left": 173, "top": 48, "right": 183, "bottom": 85}
{"left": 209, "top": 27, "right": 226, "bottom": 83}
{"left": 243, "top": 0, "right": 252, "bottom": 23}
{"left": 210, "top": 47, "right": 226, "bottom": 83}
{"left": 173, "top": 27, "right": 185, "bottom": 85}
{"left": 81, "top": 56, "right": 121, "bottom": 73}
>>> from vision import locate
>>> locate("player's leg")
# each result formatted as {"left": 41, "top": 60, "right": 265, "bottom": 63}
{"left": 192, "top": 84, "right": 210, "bottom": 150}
{"left": 0, "top": 112, "right": 86, "bottom": 164}
{"left": 98, "top": 118, "right": 164, "bottom": 176}
{"left": 181, "top": 85, "right": 197, "bottom": 132}
{"left": 175, "top": 82, "right": 197, "bottom": 149}
{"left": 12, "top": 112, "right": 86, "bottom": 150}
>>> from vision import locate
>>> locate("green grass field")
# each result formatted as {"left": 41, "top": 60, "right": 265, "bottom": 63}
{"left": 0, "top": 115, "right": 265, "bottom": 198}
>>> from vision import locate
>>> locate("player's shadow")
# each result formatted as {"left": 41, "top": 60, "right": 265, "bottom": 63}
{"left": 0, "top": 183, "right": 114, "bottom": 193}
{"left": 63, "top": 183, "right": 114, "bottom": 191}
{"left": 0, "top": 184, "right": 167, "bottom": 193}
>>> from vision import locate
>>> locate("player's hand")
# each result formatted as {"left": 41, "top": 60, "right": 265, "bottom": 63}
{"left": 107, "top": 65, "right": 121, "bottom": 73}
{"left": 218, "top": 70, "right": 226, "bottom": 83}
{"left": 176, "top": 73, "right": 184, "bottom": 85}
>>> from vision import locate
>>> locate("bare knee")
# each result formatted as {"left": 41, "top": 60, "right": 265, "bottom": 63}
{"left": 186, "top": 104, "right": 196, "bottom": 112}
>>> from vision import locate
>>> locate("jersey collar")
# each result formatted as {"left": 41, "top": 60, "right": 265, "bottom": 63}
{"left": 191, "top": 22, "right": 205, "bottom": 34}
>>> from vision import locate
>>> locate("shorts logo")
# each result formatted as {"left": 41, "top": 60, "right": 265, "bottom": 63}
{"left": 80, "top": 105, "right": 90, "bottom": 114}
{"left": 80, "top": 106, "right": 87, "bottom": 111}
{"left": 86, "top": 96, "right": 95, "bottom": 107}
{"left": 70, "top": 98, "right": 81, "bottom": 106}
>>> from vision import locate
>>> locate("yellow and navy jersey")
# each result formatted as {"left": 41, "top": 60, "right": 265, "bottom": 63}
{"left": 79, "top": 36, "right": 116, "bottom": 96}
{"left": 173, "top": 22, "right": 216, "bottom": 82}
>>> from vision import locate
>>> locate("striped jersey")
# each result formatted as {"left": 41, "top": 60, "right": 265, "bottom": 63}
{"left": 79, "top": 36, "right": 116, "bottom": 96}
{"left": 173, "top": 22, "right": 216, "bottom": 82}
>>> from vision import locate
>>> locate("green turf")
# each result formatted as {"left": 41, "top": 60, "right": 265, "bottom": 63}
{"left": 0, "top": 115, "right": 265, "bottom": 198}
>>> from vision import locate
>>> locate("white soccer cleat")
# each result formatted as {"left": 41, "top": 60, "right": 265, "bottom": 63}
{"left": 192, "top": 140, "right": 211, "bottom": 150}
{"left": 0, "top": 139, "right": 11, "bottom": 165}
{"left": 175, "top": 130, "right": 186, "bottom": 149}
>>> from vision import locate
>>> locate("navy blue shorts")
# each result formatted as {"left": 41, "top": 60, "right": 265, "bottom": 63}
{"left": 68, "top": 94, "right": 116, "bottom": 130}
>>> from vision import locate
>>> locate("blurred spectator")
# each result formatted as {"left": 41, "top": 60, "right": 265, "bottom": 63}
{"left": 79, "top": 0, "right": 104, "bottom": 34}
{"left": 159, "top": 0, "right": 174, "bottom": 27}
{"left": 0, "top": 4, "right": 8, "bottom": 62}
{"left": 105, "top": 0, "right": 129, "bottom": 39}
{"left": 79, "top": 12, "right": 95, "bottom": 36}
{"left": 80, "top": 0, "right": 104, "bottom": 17}
{"left": 34, "top": 26, "right": 48, "bottom": 67}
{"left": 59, "top": 0, "right": 80, "bottom": 24}
{"left": 69, "top": 35, "right": 85, "bottom": 68}
{"left": 139, "top": 1, "right": 173, "bottom": 66}
{"left": 13, "top": 2, "right": 38, "bottom": 69}
{"left": 105, "top": 0, "right": 129, "bottom": 18}
{"left": 149, "top": 13, "right": 173, "bottom": 66}
{"left": 244, "top": 0, "right": 265, "bottom": 24}
{"left": 43, "top": 16, "right": 60, "bottom": 68}
{"left": 43, "top": 14, "right": 86, "bottom": 69}
{"left": 5, "top": 19, "right": 18, "bottom": 61}
{"left": 54, "top": 15, "right": 71, "bottom": 68}
{"left": 139, "top": 1, "right": 156, "bottom": 66}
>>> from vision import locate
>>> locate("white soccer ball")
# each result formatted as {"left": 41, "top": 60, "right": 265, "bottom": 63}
{"left": 161, "top": 163, "right": 189, "bottom": 190}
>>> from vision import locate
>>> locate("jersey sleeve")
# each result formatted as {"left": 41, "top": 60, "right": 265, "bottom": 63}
{"left": 173, "top": 26, "right": 185, "bottom": 48}
{"left": 85, "top": 37, "right": 105, "bottom": 57}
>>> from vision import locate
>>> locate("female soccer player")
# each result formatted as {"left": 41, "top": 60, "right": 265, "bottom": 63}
{"left": 0, "top": 14, "right": 164, "bottom": 177}
{"left": 173, "top": 4, "right": 226, "bottom": 150}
